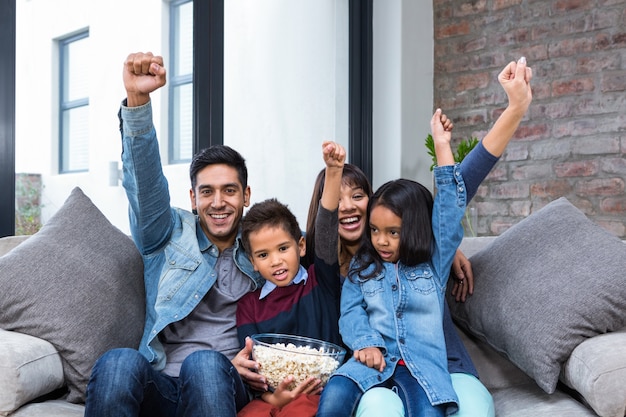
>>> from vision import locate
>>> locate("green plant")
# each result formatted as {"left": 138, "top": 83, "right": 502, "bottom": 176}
{"left": 15, "top": 174, "right": 44, "bottom": 235}
{"left": 425, "top": 134, "right": 479, "bottom": 236}
{"left": 424, "top": 134, "right": 479, "bottom": 171}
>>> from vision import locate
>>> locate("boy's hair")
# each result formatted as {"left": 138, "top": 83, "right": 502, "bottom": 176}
{"left": 303, "top": 163, "right": 372, "bottom": 268}
{"left": 241, "top": 198, "right": 303, "bottom": 255}
{"left": 189, "top": 145, "right": 248, "bottom": 191}
{"left": 350, "top": 179, "right": 433, "bottom": 280}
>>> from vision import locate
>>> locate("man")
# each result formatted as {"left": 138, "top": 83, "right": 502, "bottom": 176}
{"left": 85, "top": 52, "right": 267, "bottom": 417}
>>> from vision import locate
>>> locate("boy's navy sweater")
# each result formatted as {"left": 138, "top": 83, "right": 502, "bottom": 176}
{"left": 236, "top": 206, "right": 342, "bottom": 348}
{"left": 236, "top": 258, "right": 342, "bottom": 348}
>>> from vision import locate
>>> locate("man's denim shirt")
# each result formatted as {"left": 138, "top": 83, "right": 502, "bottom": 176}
{"left": 337, "top": 165, "right": 466, "bottom": 414}
{"left": 118, "top": 101, "right": 264, "bottom": 370}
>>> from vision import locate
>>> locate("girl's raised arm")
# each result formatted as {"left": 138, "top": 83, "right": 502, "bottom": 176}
{"left": 430, "top": 109, "right": 455, "bottom": 167}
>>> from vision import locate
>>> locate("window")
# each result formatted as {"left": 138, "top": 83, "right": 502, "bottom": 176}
{"left": 169, "top": 0, "right": 193, "bottom": 163}
{"left": 223, "top": 1, "right": 350, "bottom": 226}
{"left": 59, "top": 30, "right": 89, "bottom": 173}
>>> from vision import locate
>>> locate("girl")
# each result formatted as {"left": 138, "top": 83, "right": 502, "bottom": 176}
{"left": 305, "top": 163, "right": 484, "bottom": 417}
{"left": 316, "top": 109, "right": 466, "bottom": 417}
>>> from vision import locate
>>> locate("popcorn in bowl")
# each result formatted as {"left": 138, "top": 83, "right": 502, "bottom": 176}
{"left": 251, "top": 333, "right": 346, "bottom": 390}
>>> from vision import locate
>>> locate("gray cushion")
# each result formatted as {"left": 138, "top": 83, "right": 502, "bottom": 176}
{"left": 0, "top": 330, "right": 64, "bottom": 415}
{"left": 562, "top": 328, "right": 626, "bottom": 417}
{"left": 448, "top": 197, "right": 626, "bottom": 394}
{"left": 0, "top": 187, "right": 145, "bottom": 403}
{"left": 10, "top": 400, "right": 85, "bottom": 417}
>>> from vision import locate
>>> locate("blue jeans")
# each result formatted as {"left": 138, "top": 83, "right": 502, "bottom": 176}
{"left": 317, "top": 366, "right": 446, "bottom": 417}
{"left": 84, "top": 348, "right": 249, "bottom": 417}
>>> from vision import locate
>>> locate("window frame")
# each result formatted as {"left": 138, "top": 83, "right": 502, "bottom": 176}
{"left": 58, "top": 29, "right": 90, "bottom": 174}
{"left": 0, "top": 0, "right": 16, "bottom": 236}
{"left": 168, "top": 0, "right": 194, "bottom": 164}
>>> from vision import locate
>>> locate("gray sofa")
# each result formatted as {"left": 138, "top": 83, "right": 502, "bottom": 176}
{"left": 1, "top": 191, "right": 625, "bottom": 416}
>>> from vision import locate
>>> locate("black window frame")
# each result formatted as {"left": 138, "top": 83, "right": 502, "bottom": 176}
{"left": 0, "top": 0, "right": 16, "bottom": 237}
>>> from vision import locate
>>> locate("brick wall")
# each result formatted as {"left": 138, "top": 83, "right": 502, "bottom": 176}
{"left": 433, "top": 0, "right": 626, "bottom": 237}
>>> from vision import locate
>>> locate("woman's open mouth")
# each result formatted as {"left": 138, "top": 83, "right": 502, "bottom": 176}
{"left": 339, "top": 216, "right": 361, "bottom": 231}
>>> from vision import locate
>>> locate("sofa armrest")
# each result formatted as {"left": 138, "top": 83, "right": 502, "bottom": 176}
{"left": 561, "top": 328, "right": 626, "bottom": 417}
{"left": 0, "top": 329, "right": 64, "bottom": 416}
{"left": 0, "top": 236, "right": 30, "bottom": 257}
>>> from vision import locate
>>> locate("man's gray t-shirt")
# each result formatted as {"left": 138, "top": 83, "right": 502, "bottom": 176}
{"left": 160, "top": 247, "right": 255, "bottom": 377}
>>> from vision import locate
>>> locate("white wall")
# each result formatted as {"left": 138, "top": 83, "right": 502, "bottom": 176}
{"left": 15, "top": 0, "right": 433, "bottom": 234}
{"left": 16, "top": 0, "right": 167, "bottom": 232}
{"left": 224, "top": 0, "right": 349, "bottom": 228}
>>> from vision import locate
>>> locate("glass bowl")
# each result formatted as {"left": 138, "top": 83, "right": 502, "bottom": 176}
{"left": 250, "top": 333, "right": 346, "bottom": 390}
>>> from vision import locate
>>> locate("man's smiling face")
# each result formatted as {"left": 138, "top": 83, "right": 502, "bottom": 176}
{"left": 190, "top": 163, "right": 250, "bottom": 252}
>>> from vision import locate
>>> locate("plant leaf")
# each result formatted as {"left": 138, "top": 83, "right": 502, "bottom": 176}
{"left": 425, "top": 134, "right": 437, "bottom": 171}
{"left": 425, "top": 135, "right": 479, "bottom": 169}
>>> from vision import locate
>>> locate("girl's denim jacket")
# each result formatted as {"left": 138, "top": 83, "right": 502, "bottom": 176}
{"left": 118, "top": 101, "right": 264, "bottom": 370}
{"left": 337, "top": 164, "right": 467, "bottom": 414}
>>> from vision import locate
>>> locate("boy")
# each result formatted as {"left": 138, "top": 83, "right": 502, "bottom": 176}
{"left": 236, "top": 142, "right": 346, "bottom": 416}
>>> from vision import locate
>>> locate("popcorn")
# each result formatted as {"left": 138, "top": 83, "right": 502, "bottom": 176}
{"left": 252, "top": 339, "right": 344, "bottom": 390}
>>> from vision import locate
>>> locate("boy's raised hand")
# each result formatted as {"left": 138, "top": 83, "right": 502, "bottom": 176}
{"left": 123, "top": 52, "right": 167, "bottom": 107}
{"left": 322, "top": 141, "right": 346, "bottom": 169}
{"left": 498, "top": 56, "right": 533, "bottom": 115}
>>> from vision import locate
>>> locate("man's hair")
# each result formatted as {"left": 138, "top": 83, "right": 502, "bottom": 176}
{"left": 241, "top": 198, "right": 303, "bottom": 255}
{"left": 189, "top": 145, "right": 248, "bottom": 190}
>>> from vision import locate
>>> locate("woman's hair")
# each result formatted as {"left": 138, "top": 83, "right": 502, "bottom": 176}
{"left": 241, "top": 198, "right": 302, "bottom": 256}
{"left": 303, "top": 163, "right": 372, "bottom": 268}
{"left": 350, "top": 178, "right": 434, "bottom": 281}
